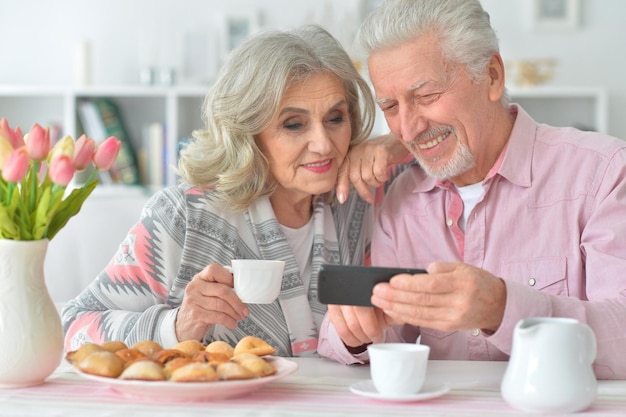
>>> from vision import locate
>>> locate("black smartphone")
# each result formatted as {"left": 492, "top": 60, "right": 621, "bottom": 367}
{"left": 317, "top": 264, "right": 427, "bottom": 307}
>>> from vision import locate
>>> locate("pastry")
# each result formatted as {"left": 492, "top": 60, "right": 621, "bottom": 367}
{"left": 100, "top": 340, "right": 128, "bottom": 353}
{"left": 131, "top": 340, "right": 163, "bottom": 357}
{"left": 163, "top": 357, "right": 193, "bottom": 379}
{"left": 216, "top": 361, "right": 257, "bottom": 380}
{"left": 65, "top": 342, "right": 105, "bottom": 365}
{"left": 115, "top": 348, "right": 148, "bottom": 366}
{"left": 170, "top": 362, "right": 218, "bottom": 382}
{"left": 231, "top": 352, "right": 276, "bottom": 377}
{"left": 153, "top": 348, "right": 188, "bottom": 365}
{"left": 172, "top": 339, "right": 205, "bottom": 358}
{"left": 77, "top": 350, "right": 125, "bottom": 378}
{"left": 233, "top": 336, "right": 276, "bottom": 356}
{"left": 205, "top": 340, "right": 234, "bottom": 359}
{"left": 67, "top": 337, "right": 278, "bottom": 383}
{"left": 192, "top": 350, "right": 230, "bottom": 365}
{"left": 119, "top": 360, "right": 166, "bottom": 381}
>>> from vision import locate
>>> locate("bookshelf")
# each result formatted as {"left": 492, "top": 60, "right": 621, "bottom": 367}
{"left": 0, "top": 85, "right": 208, "bottom": 186}
{"left": 508, "top": 86, "right": 608, "bottom": 134}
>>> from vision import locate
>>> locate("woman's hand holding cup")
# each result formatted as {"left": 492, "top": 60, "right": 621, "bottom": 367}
{"left": 175, "top": 263, "right": 250, "bottom": 341}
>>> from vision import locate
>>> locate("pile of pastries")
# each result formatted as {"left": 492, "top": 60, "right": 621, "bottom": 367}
{"left": 65, "top": 336, "right": 277, "bottom": 382}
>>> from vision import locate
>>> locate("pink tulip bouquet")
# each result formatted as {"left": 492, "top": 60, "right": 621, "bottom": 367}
{"left": 0, "top": 118, "right": 121, "bottom": 240}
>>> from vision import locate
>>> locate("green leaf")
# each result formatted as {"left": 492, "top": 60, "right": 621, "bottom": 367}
{"left": 32, "top": 187, "right": 53, "bottom": 240}
{"left": 8, "top": 185, "right": 30, "bottom": 240}
{"left": 46, "top": 180, "right": 99, "bottom": 240}
{"left": 0, "top": 203, "right": 19, "bottom": 240}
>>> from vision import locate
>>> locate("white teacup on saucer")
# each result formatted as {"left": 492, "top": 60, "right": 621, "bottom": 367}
{"left": 367, "top": 343, "right": 431, "bottom": 396}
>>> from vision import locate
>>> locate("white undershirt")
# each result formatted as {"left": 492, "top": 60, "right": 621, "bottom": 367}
{"left": 280, "top": 218, "right": 315, "bottom": 289}
{"left": 455, "top": 182, "right": 484, "bottom": 231}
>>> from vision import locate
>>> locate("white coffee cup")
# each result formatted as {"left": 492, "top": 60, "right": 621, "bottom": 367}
{"left": 224, "top": 259, "right": 285, "bottom": 304}
{"left": 367, "top": 343, "right": 430, "bottom": 396}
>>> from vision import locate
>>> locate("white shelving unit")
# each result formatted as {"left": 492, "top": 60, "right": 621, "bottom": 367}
{"left": 508, "top": 86, "right": 608, "bottom": 134}
{"left": 0, "top": 85, "right": 610, "bottom": 186}
{"left": 0, "top": 85, "right": 208, "bottom": 186}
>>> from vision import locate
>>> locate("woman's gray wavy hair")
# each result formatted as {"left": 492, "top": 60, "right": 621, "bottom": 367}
{"left": 358, "top": 0, "right": 508, "bottom": 104}
{"left": 177, "top": 25, "right": 375, "bottom": 211}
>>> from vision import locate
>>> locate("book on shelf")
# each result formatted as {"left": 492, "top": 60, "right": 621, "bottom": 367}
{"left": 77, "top": 100, "right": 107, "bottom": 141}
{"left": 76, "top": 100, "right": 113, "bottom": 184}
{"left": 76, "top": 98, "right": 141, "bottom": 185}
{"left": 138, "top": 122, "right": 166, "bottom": 188}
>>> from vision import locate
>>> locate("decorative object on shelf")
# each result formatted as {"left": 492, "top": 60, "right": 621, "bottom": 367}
{"left": 532, "top": 0, "right": 580, "bottom": 32}
{"left": 506, "top": 58, "right": 557, "bottom": 87}
{"left": 139, "top": 67, "right": 156, "bottom": 86}
{"left": 0, "top": 118, "right": 121, "bottom": 387}
{"left": 158, "top": 68, "right": 176, "bottom": 86}
{"left": 73, "top": 40, "right": 91, "bottom": 87}
{"left": 139, "top": 67, "right": 176, "bottom": 86}
{"left": 220, "top": 11, "right": 260, "bottom": 63}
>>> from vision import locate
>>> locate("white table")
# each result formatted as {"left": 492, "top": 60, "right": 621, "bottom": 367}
{"left": 0, "top": 358, "right": 624, "bottom": 417}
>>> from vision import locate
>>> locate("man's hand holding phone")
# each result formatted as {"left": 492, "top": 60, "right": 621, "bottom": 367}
{"left": 319, "top": 265, "right": 426, "bottom": 350}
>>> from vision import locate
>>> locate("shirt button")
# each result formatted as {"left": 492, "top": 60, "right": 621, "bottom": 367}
{"left": 528, "top": 278, "right": 536, "bottom": 286}
{"left": 446, "top": 218, "right": 453, "bottom": 226}
{"left": 471, "top": 329, "right": 480, "bottom": 336}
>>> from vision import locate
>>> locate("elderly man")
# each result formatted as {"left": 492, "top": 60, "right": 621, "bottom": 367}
{"left": 321, "top": 0, "right": 626, "bottom": 379}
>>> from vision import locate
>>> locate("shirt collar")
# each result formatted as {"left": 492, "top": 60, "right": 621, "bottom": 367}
{"left": 494, "top": 104, "right": 535, "bottom": 188}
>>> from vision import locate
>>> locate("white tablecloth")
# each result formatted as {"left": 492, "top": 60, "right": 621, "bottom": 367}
{"left": 0, "top": 359, "right": 624, "bottom": 417}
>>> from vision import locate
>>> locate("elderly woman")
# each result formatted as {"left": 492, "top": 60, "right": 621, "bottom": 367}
{"left": 61, "top": 25, "right": 378, "bottom": 357}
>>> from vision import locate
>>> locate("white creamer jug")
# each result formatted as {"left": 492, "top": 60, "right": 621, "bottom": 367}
{"left": 501, "top": 317, "right": 597, "bottom": 413}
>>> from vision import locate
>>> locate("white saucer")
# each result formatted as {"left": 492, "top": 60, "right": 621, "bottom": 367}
{"left": 349, "top": 380, "right": 450, "bottom": 403}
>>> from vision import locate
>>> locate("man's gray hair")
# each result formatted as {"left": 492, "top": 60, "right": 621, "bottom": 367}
{"left": 357, "top": 0, "right": 500, "bottom": 81}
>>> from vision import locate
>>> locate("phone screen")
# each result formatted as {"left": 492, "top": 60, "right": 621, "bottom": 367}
{"left": 317, "top": 264, "right": 426, "bottom": 306}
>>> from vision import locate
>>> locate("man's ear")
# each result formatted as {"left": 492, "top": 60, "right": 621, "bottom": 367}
{"left": 488, "top": 53, "right": 506, "bottom": 103}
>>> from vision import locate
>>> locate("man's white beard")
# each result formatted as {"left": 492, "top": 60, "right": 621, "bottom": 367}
{"left": 413, "top": 140, "right": 475, "bottom": 180}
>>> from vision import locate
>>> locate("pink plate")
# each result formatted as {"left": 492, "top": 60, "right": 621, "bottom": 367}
{"left": 75, "top": 356, "right": 298, "bottom": 402}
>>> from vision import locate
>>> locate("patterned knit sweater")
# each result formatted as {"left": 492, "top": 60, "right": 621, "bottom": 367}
{"left": 62, "top": 183, "right": 372, "bottom": 357}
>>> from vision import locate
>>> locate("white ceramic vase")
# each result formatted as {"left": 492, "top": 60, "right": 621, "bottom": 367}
{"left": 0, "top": 239, "right": 64, "bottom": 387}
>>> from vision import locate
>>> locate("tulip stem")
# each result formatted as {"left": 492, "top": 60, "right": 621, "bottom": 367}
{"left": 85, "top": 168, "right": 98, "bottom": 184}
{"left": 29, "top": 161, "right": 39, "bottom": 213}
{"left": 6, "top": 182, "right": 13, "bottom": 206}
